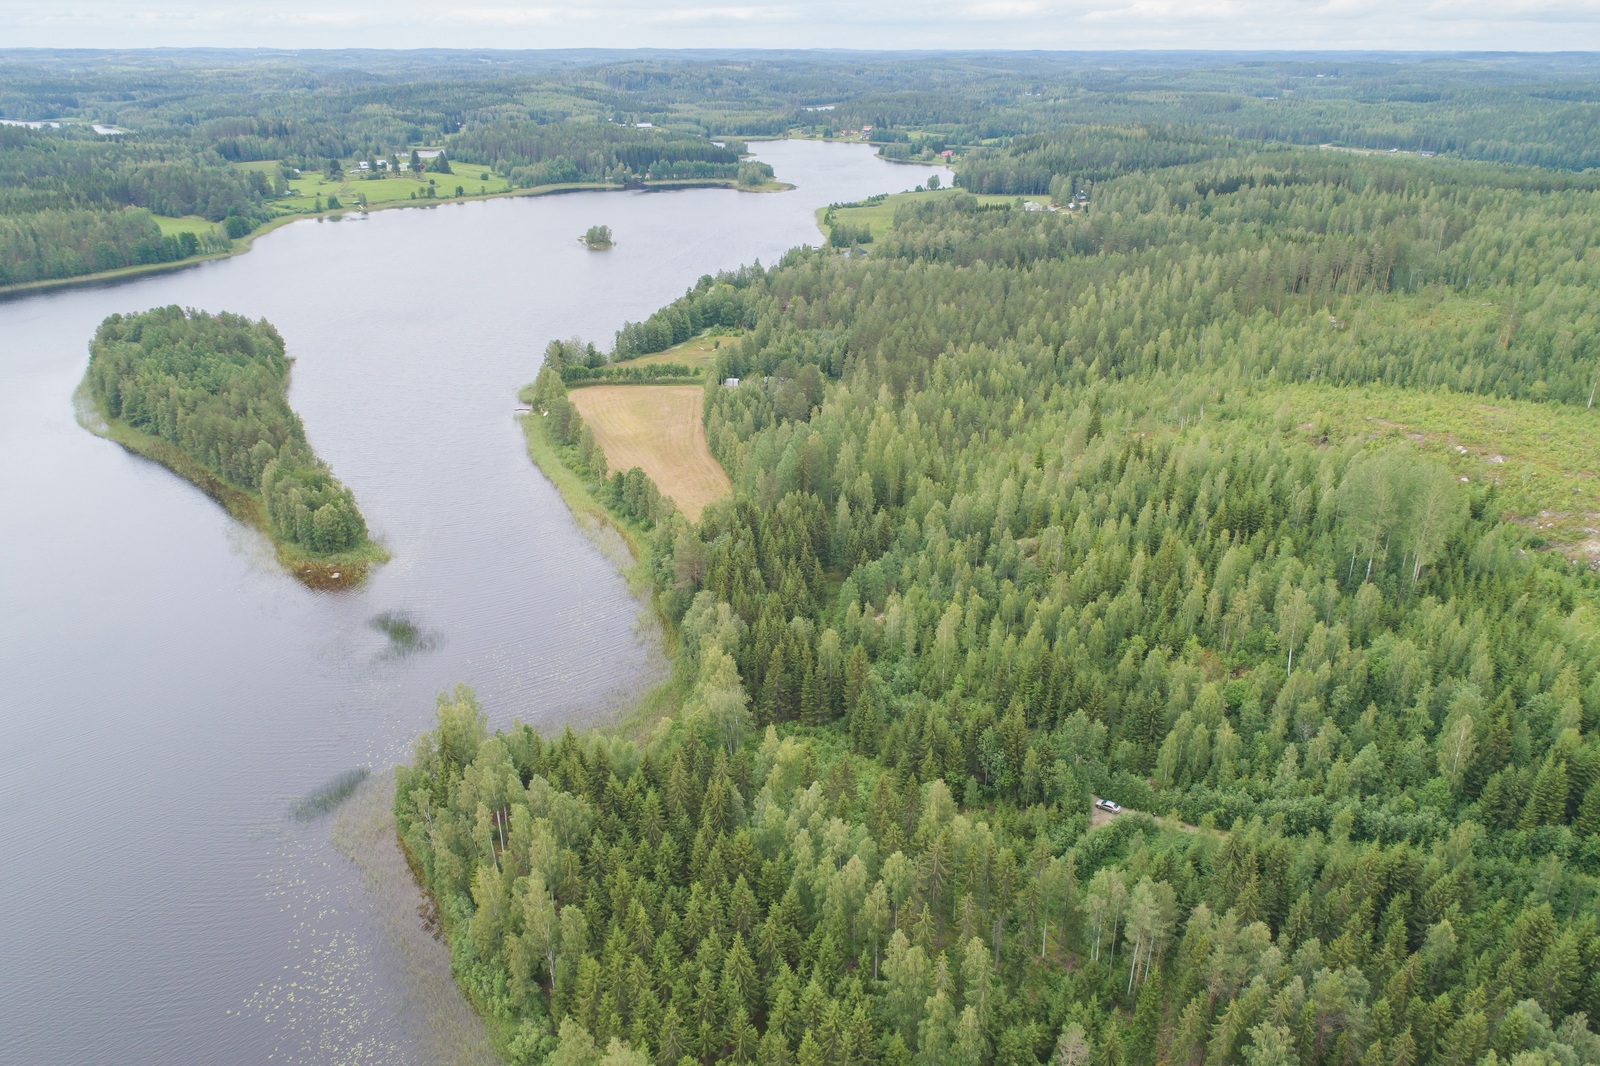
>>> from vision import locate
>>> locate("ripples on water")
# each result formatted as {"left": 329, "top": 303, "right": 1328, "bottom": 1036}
{"left": 0, "top": 141, "right": 949, "bottom": 1065}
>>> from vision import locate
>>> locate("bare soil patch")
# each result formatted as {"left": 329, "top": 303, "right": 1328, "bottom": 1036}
{"left": 1090, "top": 801, "right": 1120, "bottom": 829}
{"left": 569, "top": 385, "right": 732, "bottom": 521}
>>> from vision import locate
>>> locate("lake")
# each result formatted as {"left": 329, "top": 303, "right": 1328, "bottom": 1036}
{"left": 0, "top": 141, "right": 950, "bottom": 1065}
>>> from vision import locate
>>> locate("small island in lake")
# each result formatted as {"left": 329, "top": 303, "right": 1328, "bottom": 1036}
{"left": 82, "top": 305, "right": 386, "bottom": 588}
{"left": 582, "top": 224, "right": 613, "bottom": 249}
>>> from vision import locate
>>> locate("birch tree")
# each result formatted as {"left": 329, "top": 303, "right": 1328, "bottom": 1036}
{"left": 1054, "top": 1023, "right": 1091, "bottom": 1066}
{"left": 1084, "top": 867, "right": 1127, "bottom": 964}
{"left": 1402, "top": 462, "right": 1467, "bottom": 584}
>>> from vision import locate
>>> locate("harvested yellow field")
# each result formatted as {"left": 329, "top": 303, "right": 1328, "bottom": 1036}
{"left": 569, "top": 385, "right": 731, "bottom": 521}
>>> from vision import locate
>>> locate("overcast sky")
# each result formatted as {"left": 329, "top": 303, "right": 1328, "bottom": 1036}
{"left": 2, "top": 0, "right": 1598, "bottom": 51}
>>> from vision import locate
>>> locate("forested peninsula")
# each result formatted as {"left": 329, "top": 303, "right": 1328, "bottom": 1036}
{"left": 397, "top": 110, "right": 1600, "bottom": 1066}
{"left": 84, "top": 306, "right": 383, "bottom": 587}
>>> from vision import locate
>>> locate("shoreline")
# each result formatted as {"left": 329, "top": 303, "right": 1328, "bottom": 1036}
{"left": 385, "top": 400, "right": 681, "bottom": 1056}
{"left": 378, "top": 400, "right": 682, "bottom": 1060}
{"left": 74, "top": 380, "right": 388, "bottom": 590}
{"left": 0, "top": 176, "right": 794, "bottom": 302}
{"left": 516, "top": 391, "right": 684, "bottom": 739}
{"left": 331, "top": 772, "right": 502, "bottom": 1066}
{"left": 517, "top": 389, "right": 649, "bottom": 573}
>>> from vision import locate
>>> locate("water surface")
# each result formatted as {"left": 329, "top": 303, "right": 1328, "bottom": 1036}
{"left": 0, "top": 142, "right": 949, "bottom": 1065}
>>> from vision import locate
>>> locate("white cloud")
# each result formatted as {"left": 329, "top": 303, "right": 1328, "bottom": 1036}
{"left": 961, "top": 1, "right": 1057, "bottom": 18}
{"left": 1080, "top": 0, "right": 1247, "bottom": 23}
{"left": 1422, "top": 0, "right": 1600, "bottom": 20}
{"left": 443, "top": 7, "right": 595, "bottom": 25}
{"left": 1302, "top": 0, "right": 1390, "bottom": 16}
{"left": 649, "top": 6, "right": 789, "bottom": 22}
{"left": 263, "top": 10, "right": 373, "bottom": 26}
{"left": 0, "top": 0, "right": 1598, "bottom": 47}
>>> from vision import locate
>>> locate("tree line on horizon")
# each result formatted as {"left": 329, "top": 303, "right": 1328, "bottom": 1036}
{"left": 9, "top": 51, "right": 1600, "bottom": 286}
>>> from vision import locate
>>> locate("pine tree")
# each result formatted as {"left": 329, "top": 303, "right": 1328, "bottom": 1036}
{"left": 1520, "top": 757, "right": 1569, "bottom": 828}
{"left": 796, "top": 1030, "right": 825, "bottom": 1066}
{"left": 758, "top": 1029, "right": 793, "bottom": 1066}
{"left": 1575, "top": 777, "right": 1600, "bottom": 837}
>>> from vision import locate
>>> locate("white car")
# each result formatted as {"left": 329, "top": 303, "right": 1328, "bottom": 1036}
{"left": 1094, "top": 798, "right": 1122, "bottom": 814}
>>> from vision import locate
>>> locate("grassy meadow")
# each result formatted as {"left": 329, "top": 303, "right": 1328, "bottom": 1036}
{"left": 276, "top": 165, "right": 510, "bottom": 213}
{"left": 624, "top": 331, "right": 739, "bottom": 369}
{"left": 817, "top": 187, "right": 1042, "bottom": 243}
{"left": 152, "top": 214, "right": 220, "bottom": 241}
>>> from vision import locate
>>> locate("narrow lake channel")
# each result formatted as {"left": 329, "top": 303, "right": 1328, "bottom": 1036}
{"left": 0, "top": 141, "right": 950, "bottom": 1065}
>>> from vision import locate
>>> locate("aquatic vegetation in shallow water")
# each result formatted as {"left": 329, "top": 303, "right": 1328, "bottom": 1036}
{"left": 369, "top": 610, "right": 441, "bottom": 658}
{"left": 291, "top": 767, "right": 370, "bottom": 821}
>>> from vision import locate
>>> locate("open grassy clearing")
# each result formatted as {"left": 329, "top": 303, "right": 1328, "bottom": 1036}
{"left": 248, "top": 159, "right": 777, "bottom": 219}
{"left": 226, "top": 158, "right": 510, "bottom": 218}
{"left": 1229, "top": 381, "right": 1600, "bottom": 560}
{"left": 277, "top": 166, "right": 509, "bottom": 212}
{"left": 567, "top": 385, "right": 730, "bottom": 521}
{"left": 817, "top": 188, "right": 1042, "bottom": 243}
{"left": 623, "top": 331, "right": 740, "bottom": 369}
{"left": 152, "top": 214, "right": 218, "bottom": 241}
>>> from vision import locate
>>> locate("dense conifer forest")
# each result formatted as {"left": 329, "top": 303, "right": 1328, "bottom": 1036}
{"left": 86, "top": 306, "right": 373, "bottom": 557}
{"left": 394, "top": 78, "right": 1600, "bottom": 1066}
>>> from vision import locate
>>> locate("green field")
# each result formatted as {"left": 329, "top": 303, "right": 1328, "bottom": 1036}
{"left": 279, "top": 165, "right": 509, "bottom": 212}
{"left": 242, "top": 161, "right": 781, "bottom": 221}
{"left": 817, "top": 187, "right": 1035, "bottom": 243}
{"left": 625, "top": 330, "right": 740, "bottom": 368}
{"left": 152, "top": 214, "right": 219, "bottom": 241}
{"left": 227, "top": 157, "right": 512, "bottom": 219}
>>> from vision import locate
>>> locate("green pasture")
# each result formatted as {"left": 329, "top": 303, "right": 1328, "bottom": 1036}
{"left": 265, "top": 161, "right": 509, "bottom": 214}
{"left": 626, "top": 331, "right": 741, "bottom": 369}
{"left": 152, "top": 214, "right": 219, "bottom": 241}
{"left": 817, "top": 188, "right": 1040, "bottom": 243}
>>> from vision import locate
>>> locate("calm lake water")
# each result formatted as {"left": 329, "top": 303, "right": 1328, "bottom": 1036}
{"left": 0, "top": 142, "right": 950, "bottom": 1065}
